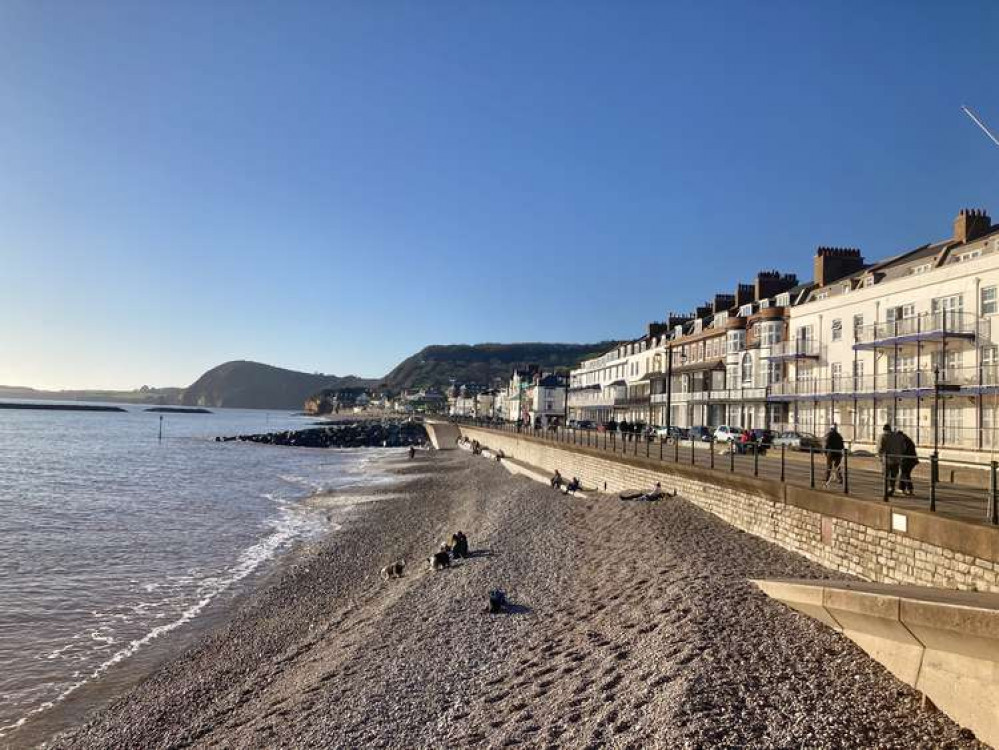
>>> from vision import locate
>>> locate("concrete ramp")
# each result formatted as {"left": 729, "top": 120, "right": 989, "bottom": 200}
{"left": 754, "top": 579, "right": 999, "bottom": 747}
{"left": 423, "top": 421, "right": 460, "bottom": 450}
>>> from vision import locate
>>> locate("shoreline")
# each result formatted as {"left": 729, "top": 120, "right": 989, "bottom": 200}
{"left": 43, "top": 450, "right": 984, "bottom": 749}
{"left": 7, "top": 448, "right": 408, "bottom": 749}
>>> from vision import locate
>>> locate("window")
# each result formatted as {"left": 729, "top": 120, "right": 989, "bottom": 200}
{"left": 739, "top": 303, "right": 753, "bottom": 317}
{"left": 886, "top": 304, "right": 915, "bottom": 322}
{"left": 831, "top": 319, "right": 842, "bottom": 341}
{"left": 864, "top": 275, "right": 876, "bottom": 287}
{"left": 759, "top": 321, "right": 781, "bottom": 346}
{"left": 726, "top": 330, "right": 745, "bottom": 354}
{"left": 842, "top": 283, "right": 851, "bottom": 294}
{"left": 932, "top": 294, "right": 964, "bottom": 314}
{"left": 853, "top": 360, "right": 864, "bottom": 380}
{"left": 765, "top": 360, "right": 782, "bottom": 384}
{"left": 910, "top": 263, "right": 932, "bottom": 275}
{"left": 853, "top": 313, "right": 864, "bottom": 340}
{"left": 776, "top": 293, "right": 790, "bottom": 307}
{"left": 831, "top": 362, "right": 843, "bottom": 390}
{"left": 955, "top": 249, "right": 982, "bottom": 263}
{"left": 713, "top": 312, "right": 728, "bottom": 327}
{"left": 741, "top": 353, "right": 753, "bottom": 386}
{"left": 759, "top": 299, "right": 771, "bottom": 309}
{"left": 814, "top": 291, "right": 828, "bottom": 301}
{"left": 982, "top": 286, "right": 997, "bottom": 315}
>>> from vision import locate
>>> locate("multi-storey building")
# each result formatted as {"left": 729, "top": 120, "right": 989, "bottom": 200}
{"left": 569, "top": 206, "right": 999, "bottom": 458}
{"left": 776, "top": 209, "right": 999, "bottom": 457}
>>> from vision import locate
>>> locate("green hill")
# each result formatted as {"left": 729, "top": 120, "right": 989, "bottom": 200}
{"left": 180, "top": 361, "right": 376, "bottom": 410}
{"left": 379, "top": 342, "right": 613, "bottom": 391}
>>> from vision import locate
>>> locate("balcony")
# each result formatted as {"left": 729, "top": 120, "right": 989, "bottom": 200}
{"left": 769, "top": 339, "right": 822, "bottom": 361}
{"left": 853, "top": 312, "right": 986, "bottom": 350}
{"left": 766, "top": 366, "right": 991, "bottom": 400}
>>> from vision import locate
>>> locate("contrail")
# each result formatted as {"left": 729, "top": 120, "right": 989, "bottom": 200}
{"left": 962, "top": 105, "right": 999, "bottom": 148}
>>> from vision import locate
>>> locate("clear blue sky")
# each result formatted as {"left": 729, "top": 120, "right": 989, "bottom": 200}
{"left": 2, "top": 1, "right": 998, "bottom": 389}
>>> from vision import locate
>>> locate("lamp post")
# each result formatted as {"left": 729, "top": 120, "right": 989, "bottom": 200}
{"left": 665, "top": 345, "right": 674, "bottom": 433}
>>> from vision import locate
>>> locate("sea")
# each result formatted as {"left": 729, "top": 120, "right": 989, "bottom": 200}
{"left": 0, "top": 402, "right": 394, "bottom": 746}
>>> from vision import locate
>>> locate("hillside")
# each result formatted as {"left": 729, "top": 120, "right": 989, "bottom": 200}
{"left": 180, "top": 361, "right": 376, "bottom": 410}
{"left": 379, "top": 342, "right": 613, "bottom": 391}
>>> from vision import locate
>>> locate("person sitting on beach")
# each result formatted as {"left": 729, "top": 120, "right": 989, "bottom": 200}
{"left": 563, "top": 477, "right": 581, "bottom": 495}
{"left": 642, "top": 482, "right": 664, "bottom": 502}
{"left": 551, "top": 470, "right": 563, "bottom": 489}
{"left": 451, "top": 531, "right": 469, "bottom": 559}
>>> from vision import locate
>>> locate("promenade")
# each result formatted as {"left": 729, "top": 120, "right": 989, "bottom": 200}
{"left": 458, "top": 420, "right": 999, "bottom": 528}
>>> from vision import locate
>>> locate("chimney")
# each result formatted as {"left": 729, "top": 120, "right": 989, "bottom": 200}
{"left": 712, "top": 293, "right": 735, "bottom": 314}
{"left": 695, "top": 302, "right": 713, "bottom": 319}
{"left": 734, "top": 283, "right": 754, "bottom": 308}
{"left": 953, "top": 208, "right": 991, "bottom": 244}
{"left": 813, "top": 248, "right": 864, "bottom": 287}
{"left": 754, "top": 270, "right": 799, "bottom": 301}
{"left": 666, "top": 312, "right": 692, "bottom": 328}
{"left": 647, "top": 321, "right": 668, "bottom": 339}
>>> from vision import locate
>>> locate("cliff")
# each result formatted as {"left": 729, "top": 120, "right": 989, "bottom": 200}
{"left": 180, "top": 361, "right": 376, "bottom": 410}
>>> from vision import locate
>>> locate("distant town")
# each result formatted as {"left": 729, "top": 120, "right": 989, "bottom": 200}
{"left": 324, "top": 207, "right": 999, "bottom": 463}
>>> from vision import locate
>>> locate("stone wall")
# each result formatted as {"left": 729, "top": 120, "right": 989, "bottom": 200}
{"left": 458, "top": 426, "right": 999, "bottom": 594}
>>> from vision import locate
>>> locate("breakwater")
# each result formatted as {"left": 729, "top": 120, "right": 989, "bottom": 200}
{"left": 216, "top": 418, "right": 427, "bottom": 448}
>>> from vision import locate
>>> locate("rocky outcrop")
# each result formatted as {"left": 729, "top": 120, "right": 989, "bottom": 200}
{"left": 216, "top": 419, "right": 426, "bottom": 448}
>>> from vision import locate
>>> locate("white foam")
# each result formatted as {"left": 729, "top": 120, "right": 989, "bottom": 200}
{"left": 0, "top": 508, "right": 314, "bottom": 739}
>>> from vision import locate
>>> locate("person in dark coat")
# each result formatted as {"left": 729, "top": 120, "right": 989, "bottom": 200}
{"left": 877, "top": 424, "right": 905, "bottom": 496}
{"left": 823, "top": 424, "right": 845, "bottom": 487}
{"left": 898, "top": 431, "right": 919, "bottom": 496}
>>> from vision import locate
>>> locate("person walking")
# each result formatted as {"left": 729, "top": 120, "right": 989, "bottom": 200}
{"left": 823, "top": 424, "right": 845, "bottom": 487}
{"left": 898, "top": 430, "right": 919, "bottom": 496}
{"left": 877, "top": 424, "right": 904, "bottom": 496}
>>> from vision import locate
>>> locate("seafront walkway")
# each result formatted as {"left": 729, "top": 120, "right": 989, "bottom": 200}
{"left": 449, "top": 418, "right": 999, "bottom": 528}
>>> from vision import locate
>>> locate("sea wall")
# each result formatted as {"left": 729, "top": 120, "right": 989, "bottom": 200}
{"left": 457, "top": 426, "right": 999, "bottom": 594}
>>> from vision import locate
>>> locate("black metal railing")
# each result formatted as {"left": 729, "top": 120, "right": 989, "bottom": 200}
{"left": 448, "top": 416, "right": 999, "bottom": 526}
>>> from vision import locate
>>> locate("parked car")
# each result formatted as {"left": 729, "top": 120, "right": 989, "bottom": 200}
{"left": 575, "top": 419, "right": 596, "bottom": 430}
{"left": 772, "top": 431, "right": 822, "bottom": 451}
{"left": 713, "top": 425, "right": 746, "bottom": 443}
{"left": 655, "top": 425, "right": 688, "bottom": 441}
{"left": 688, "top": 426, "right": 714, "bottom": 442}
{"left": 749, "top": 428, "right": 775, "bottom": 446}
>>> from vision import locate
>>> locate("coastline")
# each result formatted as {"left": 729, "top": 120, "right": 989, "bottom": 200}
{"left": 44, "top": 450, "right": 983, "bottom": 749}
{"left": 7, "top": 447, "right": 407, "bottom": 749}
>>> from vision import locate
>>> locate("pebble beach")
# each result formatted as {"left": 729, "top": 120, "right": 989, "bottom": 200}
{"left": 49, "top": 449, "right": 984, "bottom": 749}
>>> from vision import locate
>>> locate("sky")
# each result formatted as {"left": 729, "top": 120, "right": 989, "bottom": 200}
{"left": 2, "top": 1, "right": 998, "bottom": 390}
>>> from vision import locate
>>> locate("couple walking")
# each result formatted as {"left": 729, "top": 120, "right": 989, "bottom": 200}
{"left": 877, "top": 424, "right": 919, "bottom": 496}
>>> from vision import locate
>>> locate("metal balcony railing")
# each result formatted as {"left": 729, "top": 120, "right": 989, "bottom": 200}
{"left": 853, "top": 311, "right": 986, "bottom": 348}
{"left": 770, "top": 339, "right": 822, "bottom": 360}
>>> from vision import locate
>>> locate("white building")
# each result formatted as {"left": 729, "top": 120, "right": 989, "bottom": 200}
{"left": 778, "top": 209, "right": 999, "bottom": 458}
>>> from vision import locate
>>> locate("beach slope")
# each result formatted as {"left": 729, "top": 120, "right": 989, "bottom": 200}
{"left": 51, "top": 451, "right": 982, "bottom": 749}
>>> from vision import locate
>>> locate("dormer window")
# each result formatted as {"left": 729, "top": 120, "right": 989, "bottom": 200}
{"left": 955, "top": 249, "right": 982, "bottom": 263}
{"left": 842, "top": 283, "right": 851, "bottom": 294}
{"left": 738, "top": 303, "right": 753, "bottom": 316}
{"left": 759, "top": 299, "right": 770, "bottom": 309}
{"left": 713, "top": 311, "right": 728, "bottom": 327}
{"left": 911, "top": 263, "right": 932, "bottom": 275}
{"left": 864, "top": 275, "right": 875, "bottom": 287}
{"left": 775, "top": 293, "right": 790, "bottom": 307}
{"left": 814, "top": 291, "right": 828, "bottom": 301}
{"left": 693, "top": 319, "right": 703, "bottom": 333}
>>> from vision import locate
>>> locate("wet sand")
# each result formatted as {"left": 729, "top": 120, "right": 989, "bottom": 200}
{"left": 49, "top": 450, "right": 983, "bottom": 749}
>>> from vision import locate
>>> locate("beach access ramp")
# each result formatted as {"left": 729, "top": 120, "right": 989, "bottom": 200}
{"left": 423, "top": 421, "right": 460, "bottom": 450}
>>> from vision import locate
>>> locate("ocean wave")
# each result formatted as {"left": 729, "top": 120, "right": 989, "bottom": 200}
{"left": 0, "top": 508, "right": 313, "bottom": 739}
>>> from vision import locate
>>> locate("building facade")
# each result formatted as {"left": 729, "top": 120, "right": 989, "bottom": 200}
{"left": 568, "top": 207, "right": 999, "bottom": 459}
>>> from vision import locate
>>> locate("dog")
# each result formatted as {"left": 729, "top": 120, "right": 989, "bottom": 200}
{"left": 429, "top": 550, "right": 451, "bottom": 570}
{"left": 380, "top": 559, "right": 406, "bottom": 580}
{"left": 486, "top": 589, "right": 507, "bottom": 613}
